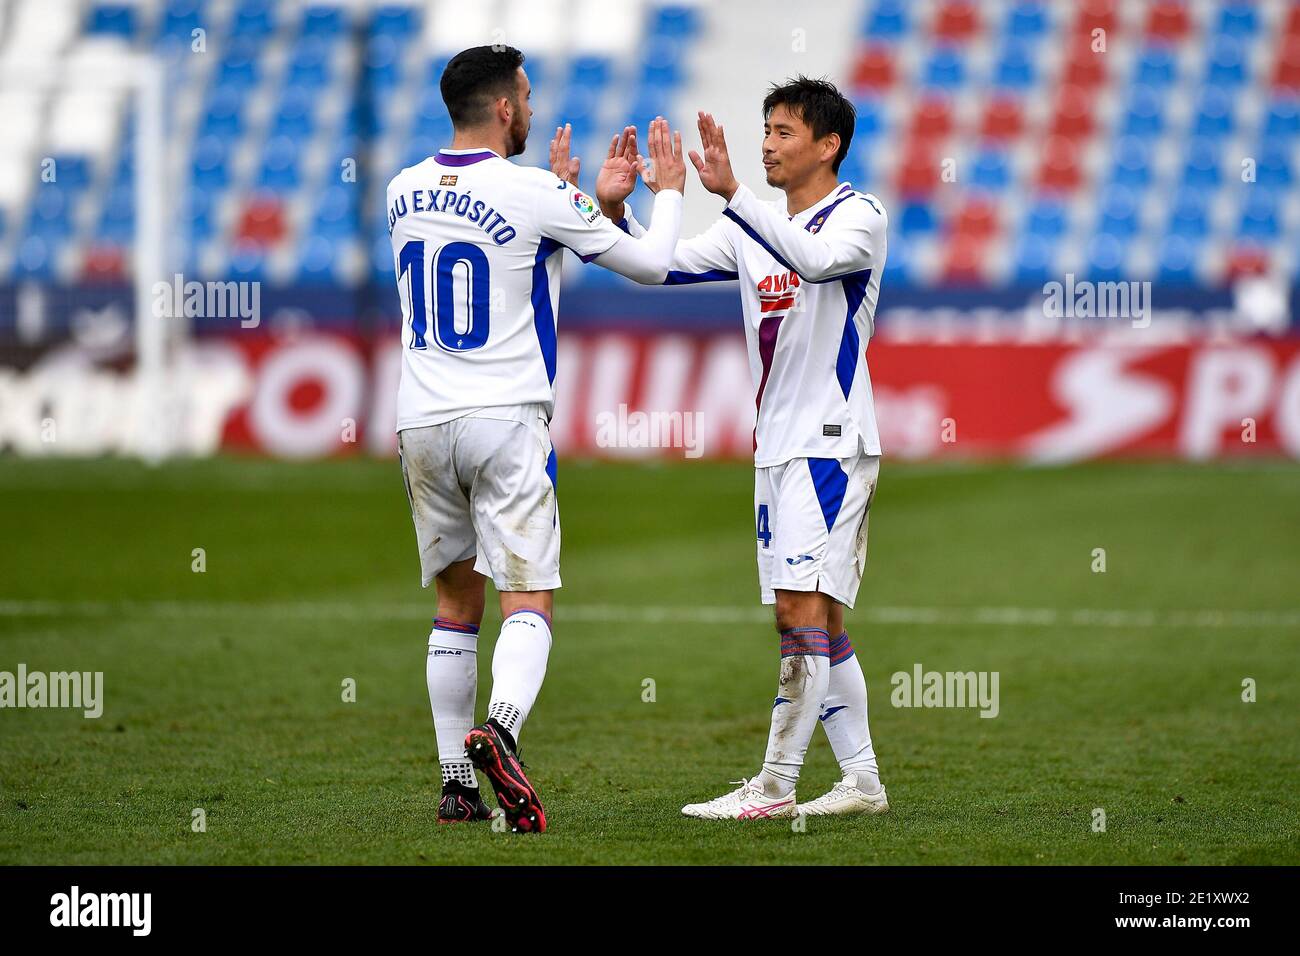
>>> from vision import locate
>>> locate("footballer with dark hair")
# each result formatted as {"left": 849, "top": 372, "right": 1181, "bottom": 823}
{"left": 563, "top": 75, "right": 891, "bottom": 820}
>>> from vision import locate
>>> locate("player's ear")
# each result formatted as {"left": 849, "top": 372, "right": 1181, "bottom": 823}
{"left": 822, "top": 132, "right": 840, "bottom": 167}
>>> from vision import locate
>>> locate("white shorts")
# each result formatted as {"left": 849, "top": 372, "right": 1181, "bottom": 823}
{"left": 397, "top": 404, "right": 560, "bottom": 592}
{"left": 755, "top": 453, "right": 880, "bottom": 609}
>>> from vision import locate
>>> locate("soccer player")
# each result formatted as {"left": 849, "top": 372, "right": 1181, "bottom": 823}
{"left": 589, "top": 77, "right": 890, "bottom": 818}
{"left": 388, "top": 45, "right": 687, "bottom": 831}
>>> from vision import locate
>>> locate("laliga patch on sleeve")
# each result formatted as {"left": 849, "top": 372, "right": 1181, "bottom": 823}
{"left": 571, "top": 189, "right": 601, "bottom": 225}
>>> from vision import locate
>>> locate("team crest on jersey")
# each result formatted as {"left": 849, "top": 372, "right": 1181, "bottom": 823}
{"left": 756, "top": 270, "right": 801, "bottom": 314}
{"left": 440, "top": 174, "right": 458, "bottom": 186}
{"left": 571, "top": 189, "right": 600, "bottom": 224}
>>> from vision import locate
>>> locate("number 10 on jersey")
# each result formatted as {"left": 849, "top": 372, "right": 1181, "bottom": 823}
{"left": 397, "top": 240, "right": 491, "bottom": 352}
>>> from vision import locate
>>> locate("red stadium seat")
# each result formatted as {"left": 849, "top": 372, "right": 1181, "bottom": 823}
{"left": 895, "top": 147, "right": 942, "bottom": 198}
{"left": 81, "top": 245, "right": 126, "bottom": 281}
{"left": 1275, "top": 37, "right": 1300, "bottom": 90}
{"left": 1224, "top": 246, "right": 1270, "bottom": 280}
{"left": 1049, "top": 85, "right": 1097, "bottom": 139}
{"left": 932, "top": 1, "right": 979, "bottom": 41}
{"left": 1073, "top": 0, "right": 1118, "bottom": 37}
{"left": 852, "top": 45, "right": 895, "bottom": 91}
{"left": 1146, "top": 1, "right": 1191, "bottom": 41}
{"left": 1037, "top": 135, "right": 1085, "bottom": 192}
{"left": 950, "top": 199, "right": 999, "bottom": 240}
{"left": 236, "top": 195, "right": 288, "bottom": 246}
{"left": 909, "top": 96, "right": 954, "bottom": 140}
{"left": 1286, "top": 4, "right": 1300, "bottom": 38}
{"left": 980, "top": 97, "right": 1024, "bottom": 141}
{"left": 1062, "top": 48, "right": 1107, "bottom": 88}
{"left": 942, "top": 236, "right": 988, "bottom": 283}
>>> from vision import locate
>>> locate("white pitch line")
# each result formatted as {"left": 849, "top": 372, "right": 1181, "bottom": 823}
{"left": 0, "top": 599, "right": 1296, "bottom": 631}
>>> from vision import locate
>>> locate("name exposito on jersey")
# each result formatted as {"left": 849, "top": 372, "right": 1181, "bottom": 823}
{"left": 388, "top": 189, "right": 517, "bottom": 246}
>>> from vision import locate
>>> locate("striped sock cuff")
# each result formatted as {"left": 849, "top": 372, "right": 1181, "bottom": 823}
{"left": 829, "top": 631, "right": 854, "bottom": 666}
{"left": 779, "top": 627, "right": 831, "bottom": 658}
{"left": 433, "top": 618, "right": 479, "bottom": 635}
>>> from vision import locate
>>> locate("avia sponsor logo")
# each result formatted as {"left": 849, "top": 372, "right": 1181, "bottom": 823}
{"left": 50, "top": 886, "right": 151, "bottom": 936}
{"left": 891, "top": 663, "right": 1000, "bottom": 718}
{"left": 756, "top": 270, "right": 801, "bottom": 314}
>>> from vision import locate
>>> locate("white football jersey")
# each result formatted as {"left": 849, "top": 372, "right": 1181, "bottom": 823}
{"left": 388, "top": 147, "right": 626, "bottom": 431}
{"left": 625, "top": 181, "right": 887, "bottom": 467}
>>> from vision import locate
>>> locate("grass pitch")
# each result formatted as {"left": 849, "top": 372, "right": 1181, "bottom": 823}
{"left": 0, "top": 456, "right": 1296, "bottom": 865}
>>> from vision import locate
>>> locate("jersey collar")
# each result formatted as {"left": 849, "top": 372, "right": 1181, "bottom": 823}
{"left": 794, "top": 183, "right": 855, "bottom": 234}
{"left": 435, "top": 148, "right": 502, "bottom": 167}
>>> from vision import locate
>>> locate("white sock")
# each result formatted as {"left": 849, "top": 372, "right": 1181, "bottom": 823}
{"left": 487, "top": 609, "right": 552, "bottom": 745}
{"left": 821, "top": 631, "right": 882, "bottom": 793}
{"left": 757, "top": 628, "right": 831, "bottom": 798}
{"left": 427, "top": 619, "right": 479, "bottom": 788}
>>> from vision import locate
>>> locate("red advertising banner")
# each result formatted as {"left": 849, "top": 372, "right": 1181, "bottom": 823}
{"left": 4, "top": 332, "right": 1298, "bottom": 460}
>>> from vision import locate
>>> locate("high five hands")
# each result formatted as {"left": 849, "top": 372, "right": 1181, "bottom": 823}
{"left": 550, "top": 112, "right": 735, "bottom": 217}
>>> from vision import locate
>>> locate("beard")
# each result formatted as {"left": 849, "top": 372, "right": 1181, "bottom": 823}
{"left": 505, "top": 109, "right": 529, "bottom": 157}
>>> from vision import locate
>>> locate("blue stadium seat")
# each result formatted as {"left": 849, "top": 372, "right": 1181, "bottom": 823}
{"left": 1238, "top": 192, "right": 1280, "bottom": 240}
{"left": 229, "top": 245, "right": 269, "bottom": 281}
{"left": 272, "top": 86, "right": 319, "bottom": 138}
{"left": 992, "top": 42, "right": 1036, "bottom": 90}
{"left": 371, "top": 5, "right": 416, "bottom": 37}
{"left": 191, "top": 134, "right": 231, "bottom": 189}
{"left": 1004, "top": 2, "right": 1050, "bottom": 39}
{"left": 1262, "top": 97, "right": 1300, "bottom": 139}
{"left": 13, "top": 235, "right": 59, "bottom": 278}
{"left": 1098, "top": 188, "right": 1141, "bottom": 239}
{"left": 1253, "top": 146, "right": 1293, "bottom": 189}
{"left": 1157, "top": 235, "right": 1200, "bottom": 284}
{"left": 1110, "top": 136, "right": 1152, "bottom": 190}
{"left": 301, "top": 5, "right": 347, "bottom": 37}
{"left": 258, "top": 135, "right": 301, "bottom": 190}
{"left": 1120, "top": 86, "right": 1164, "bottom": 137}
{"left": 898, "top": 202, "right": 938, "bottom": 237}
{"left": 87, "top": 4, "right": 137, "bottom": 37}
{"left": 313, "top": 185, "right": 359, "bottom": 239}
{"left": 216, "top": 37, "right": 263, "bottom": 90}
{"left": 853, "top": 98, "right": 887, "bottom": 141}
{"left": 922, "top": 47, "right": 965, "bottom": 89}
{"left": 27, "top": 186, "right": 76, "bottom": 239}
{"left": 969, "top": 150, "right": 1011, "bottom": 192}
{"left": 1167, "top": 191, "right": 1210, "bottom": 240}
{"left": 651, "top": 5, "right": 700, "bottom": 41}
{"left": 1215, "top": 2, "right": 1258, "bottom": 38}
{"left": 863, "top": 0, "right": 909, "bottom": 41}
{"left": 1181, "top": 139, "right": 1221, "bottom": 188}
{"left": 229, "top": 0, "right": 275, "bottom": 39}
{"left": 1192, "top": 87, "right": 1235, "bottom": 136}
{"left": 1012, "top": 235, "right": 1056, "bottom": 283}
{"left": 1133, "top": 47, "right": 1178, "bottom": 87}
{"left": 286, "top": 37, "right": 333, "bottom": 87}
{"left": 201, "top": 84, "right": 246, "bottom": 137}
{"left": 1204, "top": 37, "right": 1249, "bottom": 87}
{"left": 1084, "top": 233, "right": 1127, "bottom": 280}
{"left": 298, "top": 235, "right": 341, "bottom": 282}
{"left": 1024, "top": 200, "right": 1068, "bottom": 239}
{"left": 157, "top": 0, "right": 205, "bottom": 44}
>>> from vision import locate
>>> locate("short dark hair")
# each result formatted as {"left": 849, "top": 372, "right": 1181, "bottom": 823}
{"left": 440, "top": 45, "right": 526, "bottom": 126}
{"left": 762, "top": 76, "right": 856, "bottom": 173}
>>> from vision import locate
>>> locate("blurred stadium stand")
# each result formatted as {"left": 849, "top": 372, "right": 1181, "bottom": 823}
{"left": 0, "top": 0, "right": 1294, "bottom": 297}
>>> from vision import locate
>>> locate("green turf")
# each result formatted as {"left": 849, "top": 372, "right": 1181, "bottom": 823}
{"left": 0, "top": 456, "right": 1296, "bottom": 865}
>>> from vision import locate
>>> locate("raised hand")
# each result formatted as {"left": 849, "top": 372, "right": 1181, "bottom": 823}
{"left": 548, "top": 123, "right": 581, "bottom": 186}
{"left": 644, "top": 116, "right": 687, "bottom": 194}
{"left": 595, "top": 125, "right": 641, "bottom": 207}
{"left": 689, "top": 111, "right": 739, "bottom": 201}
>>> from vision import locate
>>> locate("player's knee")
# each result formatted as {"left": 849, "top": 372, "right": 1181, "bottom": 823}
{"left": 773, "top": 590, "right": 830, "bottom": 633}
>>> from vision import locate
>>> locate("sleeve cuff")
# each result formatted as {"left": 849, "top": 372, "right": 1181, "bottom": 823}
{"left": 725, "top": 182, "right": 754, "bottom": 213}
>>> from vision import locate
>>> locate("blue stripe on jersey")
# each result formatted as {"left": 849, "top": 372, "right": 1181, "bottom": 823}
{"left": 724, "top": 207, "right": 873, "bottom": 285}
{"left": 545, "top": 446, "right": 557, "bottom": 490}
{"left": 722, "top": 208, "right": 798, "bottom": 273}
{"left": 532, "top": 237, "right": 562, "bottom": 385}
{"left": 807, "top": 457, "right": 848, "bottom": 532}
{"left": 836, "top": 270, "right": 871, "bottom": 399}
{"left": 664, "top": 268, "right": 739, "bottom": 285}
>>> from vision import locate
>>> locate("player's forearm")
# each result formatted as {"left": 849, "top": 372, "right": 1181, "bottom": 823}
{"left": 723, "top": 183, "right": 869, "bottom": 282}
{"left": 593, "top": 189, "right": 682, "bottom": 284}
